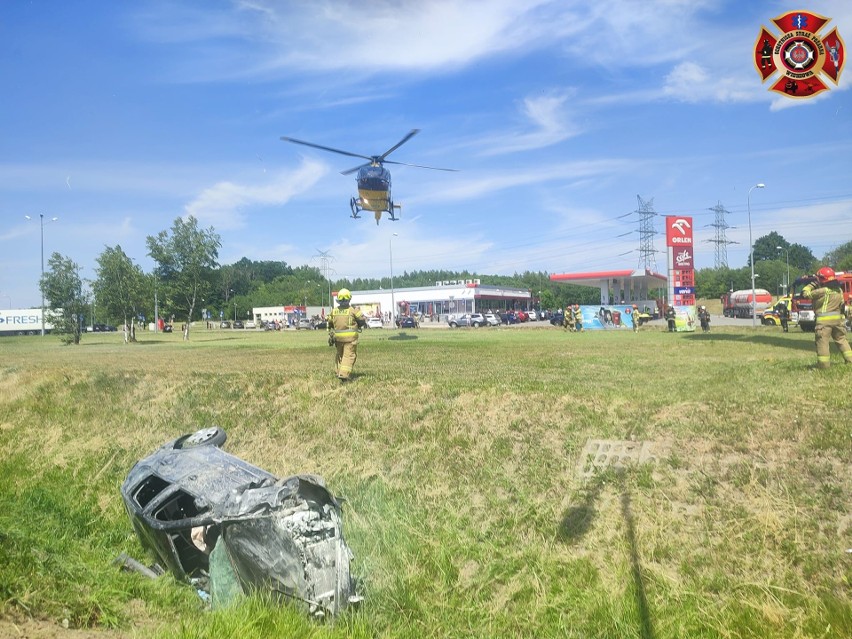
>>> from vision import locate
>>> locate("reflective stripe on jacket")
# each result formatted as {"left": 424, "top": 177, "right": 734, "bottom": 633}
{"left": 328, "top": 307, "right": 364, "bottom": 341}
{"left": 803, "top": 283, "right": 845, "bottom": 325}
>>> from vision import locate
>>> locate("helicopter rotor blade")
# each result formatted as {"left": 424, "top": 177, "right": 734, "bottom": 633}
{"left": 378, "top": 129, "right": 420, "bottom": 160}
{"left": 383, "top": 160, "right": 458, "bottom": 172}
{"left": 340, "top": 162, "right": 372, "bottom": 176}
{"left": 280, "top": 137, "right": 372, "bottom": 162}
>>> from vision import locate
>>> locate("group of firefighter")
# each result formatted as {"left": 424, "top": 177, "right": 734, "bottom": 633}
{"left": 561, "top": 304, "right": 585, "bottom": 332}
{"left": 324, "top": 267, "right": 850, "bottom": 381}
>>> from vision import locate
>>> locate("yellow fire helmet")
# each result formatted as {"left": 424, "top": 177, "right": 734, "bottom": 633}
{"left": 337, "top": 288, "right": 352, "bottom": 301}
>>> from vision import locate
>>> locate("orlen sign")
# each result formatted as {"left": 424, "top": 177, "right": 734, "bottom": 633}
{"left": 666, "top": 216, "right": 693, "bottom": 247}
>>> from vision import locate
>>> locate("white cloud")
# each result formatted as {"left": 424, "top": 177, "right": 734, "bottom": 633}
{"left": 662, "top": 61, "right": 760, "bottom": 103}
{"left": 476, "top": 92, "right": 583, "bottom": 155}
{"left": 183, "top": 160, "right": 327, "bottom": 230}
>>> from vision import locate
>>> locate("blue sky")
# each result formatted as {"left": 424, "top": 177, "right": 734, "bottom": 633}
{"left": 2, "top": 0, "right": 851, "bottom": 309}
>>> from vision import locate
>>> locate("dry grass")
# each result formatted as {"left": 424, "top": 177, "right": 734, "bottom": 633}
{"left": 0, "top": 325, "right": 850, "bottom": 638}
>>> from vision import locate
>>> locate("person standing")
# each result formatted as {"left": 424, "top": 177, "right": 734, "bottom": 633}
{"left": 802, "top": 267, "right": 852, "bottom": 368}
{"left": 665, "top": 305, "right": 677, "bottom": 332}
{"left": 698, "top": 306, "right": 711, "bottom": 333}
{"left": 631, "top": 304, "right": 641, "bottom": 333}
{"left": 774, "top": 300, "right": 790, "bottom": 333}
{"left": 327, "top": 288, "right": 367, "bottom": 382}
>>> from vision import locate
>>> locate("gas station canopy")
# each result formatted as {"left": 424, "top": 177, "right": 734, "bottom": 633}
{"left": 550, "top": 269, "right": 667, "bottom": 305}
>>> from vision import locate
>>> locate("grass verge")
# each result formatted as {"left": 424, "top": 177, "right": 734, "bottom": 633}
{"left": 0, "top": 324, "right": 849, "bottom": 638}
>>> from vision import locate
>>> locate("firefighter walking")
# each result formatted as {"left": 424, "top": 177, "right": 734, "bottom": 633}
{"left": 327, "top": 288, "right": 367, "bottom": 382}
{"left": 572, "top": 304, "right": 584, "bottom": 332}
{"left": 775, "top": 300, "right": 790, "bottom": 333}
{"left": 698, "top": 305, "right": 711, "bottom": 333}
{"left": 563, "top": 307, "right": 575, "bottom": 332}
{"left": 802, "top": 267, "right": 852, "bottom": 368}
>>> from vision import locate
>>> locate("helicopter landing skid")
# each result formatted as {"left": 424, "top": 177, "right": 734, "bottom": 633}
{"left": 349, "top": 197, "right": 362, "bottom": 219}
{"left": 387, "top": 202, "right": 401, "bottom": 222}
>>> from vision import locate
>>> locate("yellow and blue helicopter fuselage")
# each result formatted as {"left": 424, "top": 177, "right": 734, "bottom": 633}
{"left": 352, "top": 165, "right": 401, "bottom": 222}
{"left": 355, "top": 165, "right": 392, "bottom": 212}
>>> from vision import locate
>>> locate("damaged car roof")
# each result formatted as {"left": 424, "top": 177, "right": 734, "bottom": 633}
{"left": 120, "top": 427, "right": 359, "bottom": 617}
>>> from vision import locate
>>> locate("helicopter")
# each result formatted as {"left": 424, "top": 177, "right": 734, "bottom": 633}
{"left": 280, "top": 129, "right": 456, "bottom": 224}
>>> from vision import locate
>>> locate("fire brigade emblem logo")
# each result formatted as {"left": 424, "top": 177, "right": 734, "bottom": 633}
{"left": 755, "top": 10, "right": 845, "bottom": 98}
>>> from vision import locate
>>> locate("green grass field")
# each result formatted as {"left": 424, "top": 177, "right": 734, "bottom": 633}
{"left": 0, "top": 324, "right": 850, "bottom": 638}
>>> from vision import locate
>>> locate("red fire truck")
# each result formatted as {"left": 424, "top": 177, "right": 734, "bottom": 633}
{"left": 788, "top": 271, "right": 852, "bottom": 332}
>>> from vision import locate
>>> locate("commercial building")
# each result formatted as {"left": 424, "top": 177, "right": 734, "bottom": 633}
{"left": 340, "top": 279, "right": 532, "bottom": 323}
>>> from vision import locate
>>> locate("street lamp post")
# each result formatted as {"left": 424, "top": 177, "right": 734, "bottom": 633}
{"left": 776, "top": 245, "right": 790, "bottom": 295}
{"left": 390, "top": 233, "right": 398, "bottom": 326}
{"left": 747, "top": 183, "right": 765, "bottom": 328}
{"left": 25, "top": 214, "right": 58, "bottom": 336}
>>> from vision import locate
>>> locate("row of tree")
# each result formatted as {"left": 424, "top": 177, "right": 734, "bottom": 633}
{"left": 38, "top": 215, "right": 851, "bottom": 344}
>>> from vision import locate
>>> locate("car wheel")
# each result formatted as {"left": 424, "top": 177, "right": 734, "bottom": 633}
{"left": 174, "top": 426, "right": 227, "bottom": 449}
{"left": 449, "top": 322, "right": 457, "bottom": 327}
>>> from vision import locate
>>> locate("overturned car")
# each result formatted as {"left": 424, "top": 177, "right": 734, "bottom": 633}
{"left": 120, "top": 427, "right": 358, "bottom": 617}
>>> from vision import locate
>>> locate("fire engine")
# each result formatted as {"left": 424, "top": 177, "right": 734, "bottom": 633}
{"left": 788, "top": 271, "right": 852, "bottom": 332}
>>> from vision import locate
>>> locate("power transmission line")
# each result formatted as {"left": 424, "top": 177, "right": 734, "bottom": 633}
{"left": 312, "top": 249, "right": 335, "bottom": 309}
{"left": 704, "top": 201, "right": 737, "bottom": 268}
{"left": 636, "top": 195, "right": 659, "bottom": 272}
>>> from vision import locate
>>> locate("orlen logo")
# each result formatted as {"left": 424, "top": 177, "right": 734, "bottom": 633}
{"left": 670, "top": 219, "right": 692, "bottom": 244}
{"left": 666, "top": 215, "right": 694, "bottom": 247}
{"left": 671, "top": 218, "right": 691, "bottom": 235}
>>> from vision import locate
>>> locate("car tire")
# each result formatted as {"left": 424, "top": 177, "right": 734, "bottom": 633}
{"left": 174, "top": 426, "right": 227, "bottom": 450}
{"left": 449, "top": 322, "right": 457, "bottom": 327}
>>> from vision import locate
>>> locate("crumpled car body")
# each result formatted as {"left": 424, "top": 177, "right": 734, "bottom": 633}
{"left": 120, "top": 428, "right": 357, "bottom": 617}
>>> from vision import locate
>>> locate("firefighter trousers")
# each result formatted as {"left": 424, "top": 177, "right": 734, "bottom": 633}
{"left": 334, "top": 338, "right": 359, "bottom": 379}
{"left": 814, "top": 323, "right": 852, "bottom": 368}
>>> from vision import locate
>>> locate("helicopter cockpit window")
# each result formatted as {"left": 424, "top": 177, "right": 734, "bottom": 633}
{"left": 360, "top": 175, "right": 388, "bottom": 190}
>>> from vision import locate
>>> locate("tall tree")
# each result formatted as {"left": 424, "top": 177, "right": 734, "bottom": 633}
{"left": 146, "top": 216, "right": 221, "bottom": 340}
{"left": 822, "top": 239, "right": 852, "bottom": 272}
{"left": 752, "top": 232, "right": 789, "bottom": 264}
{"left": 93, "top": 245, "right": 147, "bottom": 343}
{"left": 40, "top": 252, "right": 89, "bottom": 345}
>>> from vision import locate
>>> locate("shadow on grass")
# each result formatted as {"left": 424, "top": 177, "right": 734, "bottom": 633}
{"left": 558, "top": 472, "right": 655, "bottom": 639}
{"left": 684, "top": 332, "right": 815, "bottom": 352}
{"left": 620, "top": 480, "right": 654, "bottom": 639}
{"left": 388, "top": 332, "right": 419, "bottom": 341}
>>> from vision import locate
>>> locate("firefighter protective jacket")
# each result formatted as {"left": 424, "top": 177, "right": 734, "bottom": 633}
{"left": 803, "top": 282, "right": 846, "bottom": 326}
{"left": 327, "top": 305, "right": 366, "bottom": 343}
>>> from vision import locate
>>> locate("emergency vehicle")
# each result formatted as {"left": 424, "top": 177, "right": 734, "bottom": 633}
{"left": 788, "top": 271, "right": 852, "bottom": 332}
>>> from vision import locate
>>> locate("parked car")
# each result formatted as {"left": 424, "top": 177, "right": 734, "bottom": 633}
{"left": 396, "top": 316, "right": 417, "bottom": 328}
{"left": 448, "top": 313, "right": 487, "bottom": 328}
{"left": 500, "top": 311, "right": 518, "bottom": 325}
{"left": 484, "top": 313, "right": 500, "bottom": 326}
{"left": 233, "top": 320, "right": 244, "bottom": 329}
{"left": 312, "top": 319, "right": 327, "bottom": 330}
{"left": 245, "top": 320, "right": 257, "bottom": 329}
{"left": 88, "top": 323, "right": 117, "bottom": 332}
{"left": 515, "top": 310, "right": 529, "bottom": 322}
{"left": 527, "top": 310, "right": 537, "bottom": 321}
{"left": 297, "top": 318, "right": 312, "bottom": 330}
{"left": 550, "top": 312, "right": 564, "bottom": 326}
{"left": 120, "top": 427, "right": 358, "bottom": 617}
{"left": 220, "top": 321, "right": 231, "bottom": 329}
{"left": 366, "top": 317, "right": 383, "bottom": 329}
